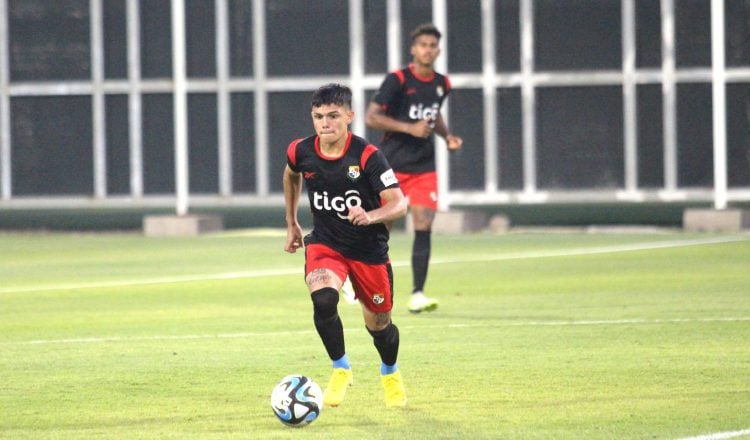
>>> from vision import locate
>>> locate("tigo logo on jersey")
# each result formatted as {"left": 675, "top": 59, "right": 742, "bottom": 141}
{"left": 372, "top": 293, "right": 384, "bottom": 305}
{"left": 312, "top": 190, "right": 362, "bottom": 219}
{"left": 408, "top": 103, "right": 440, "bottom": 122}
{"left": 347, "top": 165, "right": 360, "bottom": 180}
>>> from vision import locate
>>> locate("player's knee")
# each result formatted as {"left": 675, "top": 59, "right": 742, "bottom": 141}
{"left": 311, "top": 287, "right": 339, "bottom": 320}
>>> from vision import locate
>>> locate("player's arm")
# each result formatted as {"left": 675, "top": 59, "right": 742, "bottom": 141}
{"left": 434, "top": 114, "right": 463, "bottom": 151}
{"left": 347, "top": 186, "right": 406, "bottom": 227}
{"left": 283, "top": 165, "right": 304, "bottom": 253}
{"left": 365, "top": 102, "right": 433, "bottom": 139}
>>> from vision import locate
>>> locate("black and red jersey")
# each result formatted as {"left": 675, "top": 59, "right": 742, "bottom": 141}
{"left": 286, "top": 132, "right": 399, "bottom": 264}
{"left": 371, "top": 63, "right": 451, "bottom": 173}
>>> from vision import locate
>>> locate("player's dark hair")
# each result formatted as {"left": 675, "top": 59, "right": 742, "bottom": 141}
{"left": 311, "top": 83, "right": 352, "bottom": 109}
{"left": 410, "top": 23, "right": 441, "bottom": 45}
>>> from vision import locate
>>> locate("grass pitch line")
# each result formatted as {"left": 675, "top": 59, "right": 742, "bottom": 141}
{"left": 1, "top": 235, "right": 745, "bottom": 295}
{"left": 9, "top": 316, "right": 750, "bottom": 346}
{"left": 676, "top": 428, "right": 750, "bottom": 440}
{"left": 430, "top": 235, "right": 747, "bottom": 265}
{"left": 444, "top": 317, "right": 750, "bottom": 328}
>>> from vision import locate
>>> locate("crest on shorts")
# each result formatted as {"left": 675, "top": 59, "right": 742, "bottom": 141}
{"left": 372, "top": 293, "right": 384, "bottom": 305}
{"left": 347, "top": 165, "right": 361, "bottom": 180}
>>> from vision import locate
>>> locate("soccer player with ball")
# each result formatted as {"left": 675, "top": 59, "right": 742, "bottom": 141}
{"left": 283, "top": 83, "right": 408, "bottom": 408}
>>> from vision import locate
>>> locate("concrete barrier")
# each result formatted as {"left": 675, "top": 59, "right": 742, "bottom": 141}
{"left": 143, "top": 214, "right": 224, "bottom": 237}
{"left": 682, "top": 208, "right": 750, "bottom": 232}
{"left": 405, "top": 210, "right": 488, "bottom": 234}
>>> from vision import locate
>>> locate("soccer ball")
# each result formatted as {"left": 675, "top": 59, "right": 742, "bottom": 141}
{"left": 270, "top": 374, "right": 323, "bottom": 427}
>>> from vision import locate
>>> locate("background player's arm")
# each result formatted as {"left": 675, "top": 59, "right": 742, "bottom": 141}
{"left": 347, "top": 187, "right": 407, "bottom": 227}
{"left": 365, "top": 102, "right": 432, "bottom": 139}
{"left": 283, "top": 165, "right": 304, "bottom": 253}
{"left": 434, "top": 114, "right": 463, "bottom": 151}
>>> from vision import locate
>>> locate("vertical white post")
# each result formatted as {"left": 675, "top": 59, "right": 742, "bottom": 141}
{"left": 433, "top": 0, "right": 450, "bottom": 211}
{"left": 661, "top": 0, "right": 678, "bottom": 194}
{"left": 481, "top": 0, "right": 498, "bottom": 193}
{"left": 253, "top": 0, "right": 268, "bottom": 196}
{"left": 91, "top": 0, "right": 107, "bottom": 199}
{"left": 520, "top": 0, "right": 537, "bottom": 196}
{"left": 622, "top": 0, "right": 638, "bottom": 195}
{"left": 216, "top": 0, "right": 232, "bottom": 197}
{"left": 349, "top": 0, "right": 366, "bottom": 137}
{"left": 0, "top": 0, "right": 10, "bottom": 200}
{"left": 711, "top": 0, "right": 728, "bottom": 210}
{"left": 127, "top": 0, "right": 143, "bottom": 198}
{"left": 172, "top": 0, "right": 189, "bottom": 216}
{"left": 386, "top": 0, "right": 401, "bottom": 71}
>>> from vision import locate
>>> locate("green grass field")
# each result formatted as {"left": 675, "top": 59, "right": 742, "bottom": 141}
{"left": 1, "top": 229, "right": 749, "bottom": 439}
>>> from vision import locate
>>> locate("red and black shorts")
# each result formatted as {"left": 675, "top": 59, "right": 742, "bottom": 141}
{"left": 305, "top": 243, "right": 394, "bottom": 313}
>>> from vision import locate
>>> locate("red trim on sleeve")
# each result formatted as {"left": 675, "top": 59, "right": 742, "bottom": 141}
{"left": 360, "top": 144, "right": 379, "bottom": 170}
{"left": 394, "top": 69, "right": 406, "bottom": 85}
{"left": 286, "top": 138, "right": 303, "bottom": 167}
{"left": 444, "top": 75, "right": 452, "bottom": 93}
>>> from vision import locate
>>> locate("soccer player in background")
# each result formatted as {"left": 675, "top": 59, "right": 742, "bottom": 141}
{"left": 366, "top": 23, "right": 463, "bottom": 314}
{"left": 283, "top": 84, "right": 408, "bottom": 407}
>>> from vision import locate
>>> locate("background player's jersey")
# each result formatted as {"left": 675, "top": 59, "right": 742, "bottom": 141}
{"left": 287, "top": 132, "right": 399, "bottom": 264}
{"left": 371, "top": 64, "right": 451, "bottom": 173}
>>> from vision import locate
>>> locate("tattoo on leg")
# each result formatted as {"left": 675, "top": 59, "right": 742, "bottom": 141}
{"left": 374, "top": 313, "right": 391, "bottom": 327}
{"left": 307, "top": 268, "right": 331, "bottom": 287}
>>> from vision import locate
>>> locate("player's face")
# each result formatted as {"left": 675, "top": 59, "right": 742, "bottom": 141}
{"left": 311, "top": 104, "right": 353, "bottom": 146}
{"left": 410, "top": 34, "right": 440, "bottom": 67}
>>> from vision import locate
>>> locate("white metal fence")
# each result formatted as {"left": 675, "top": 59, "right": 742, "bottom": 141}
{"left": 1, "top": 0, "right": 749, "bottom": 214}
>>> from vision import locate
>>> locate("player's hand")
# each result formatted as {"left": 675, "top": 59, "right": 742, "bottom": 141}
{"left": 410, "top": 120, "right": 433, "bottom": 139}
{"left": 347, "top": 206, "right": 372, "bottom": 226}
{"left": 446, "top": 134, "right": 463, "bottom": 151}
{"left": 284, "top": 225, "right": 304, "bottom": 253}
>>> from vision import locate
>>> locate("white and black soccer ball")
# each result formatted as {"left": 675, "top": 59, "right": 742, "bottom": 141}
{"left": 270, "top": 374, "right": 323, "bottom": 427}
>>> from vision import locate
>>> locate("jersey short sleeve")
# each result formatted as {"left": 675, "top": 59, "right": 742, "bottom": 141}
{"left": 362, "top": 146, "right": 399, "bottom": 194}
{"left": 371, "top": 72, "right": 403, "bottom": 107}
{"left": 286, "top": 138, "right": 304, "bottom": 173}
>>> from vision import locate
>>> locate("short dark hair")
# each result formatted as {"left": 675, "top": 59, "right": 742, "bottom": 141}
{"left": 410, "top": 23, "right": 441, "bottom": 45}
{"left": 311, "top": 83, "right": 352, "bottom": 109}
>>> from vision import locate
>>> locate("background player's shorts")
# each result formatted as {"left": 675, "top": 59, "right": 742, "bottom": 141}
{"left": 305, "top": 243, "right": 394, "bottom": 313}
{"left": 394, "top": 171, "right": 438, "bottom": 210}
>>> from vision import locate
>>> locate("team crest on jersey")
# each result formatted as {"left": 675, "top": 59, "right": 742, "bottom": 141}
{"left": 372, "top": 293, "right": 385, "bottom": 305}
{"left": 436, "top": 86, "right": 444, "bottom": 97}
{"left": 347, "top": 165, "right": 361, "bottom": 180}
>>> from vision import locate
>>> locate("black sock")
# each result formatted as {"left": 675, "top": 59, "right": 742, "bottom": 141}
{"left": 367, "top": 323, "right": 400, "bottom": 367}
{"left": 311, "top": 287, "right": 345, "bottom": 361}
{"left": 412, "top": 230, "right": 431, "bottom": 293}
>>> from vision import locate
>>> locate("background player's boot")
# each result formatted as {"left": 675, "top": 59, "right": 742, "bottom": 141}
{"left": 407, "top": 291, "right": 439, "bottom": 313}
{"left": 323, "top": 368, "right": 353, "bottom": 407}
{"left": 381, "top": 370, "right": 407, "bottom": 407}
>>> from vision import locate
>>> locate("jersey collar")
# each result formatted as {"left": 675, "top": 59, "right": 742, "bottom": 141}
{"left": 315, "top": 131, "right": 352, "bottom": 160}
{"left": 408, "top": 63, "right": 435, "bottom": 82}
